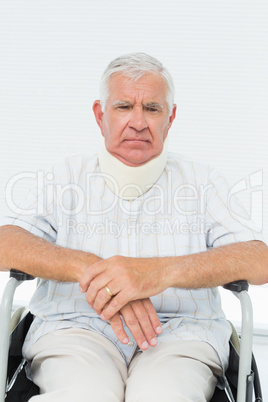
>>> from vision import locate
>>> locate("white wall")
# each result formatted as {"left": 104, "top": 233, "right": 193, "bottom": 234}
{"left": 1, "top": 0, "right": 267, "bottom": 331}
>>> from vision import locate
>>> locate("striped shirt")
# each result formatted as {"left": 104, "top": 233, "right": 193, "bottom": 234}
{"left": 1, "top": 151, "right": 265, "bottom": 370}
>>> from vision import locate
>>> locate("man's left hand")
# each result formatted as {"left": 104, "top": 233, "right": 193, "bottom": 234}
{"left": 79, "top": 255, "right": 168, "bottom": 320}
{"left": 109, "top": 298, "right": 162, "bottom": 350}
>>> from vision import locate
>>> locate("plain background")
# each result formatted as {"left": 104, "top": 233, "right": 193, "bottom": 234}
{"left": 0, "top": 0, "right": 267, "bottom": 396}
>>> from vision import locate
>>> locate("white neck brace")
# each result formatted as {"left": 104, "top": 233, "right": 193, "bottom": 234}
{"left": 98, "top": 137, "right": 168, "bottom": 200}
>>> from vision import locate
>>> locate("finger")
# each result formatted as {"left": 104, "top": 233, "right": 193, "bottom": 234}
{"left": 130, "top": 300, "right": 159, "bottom": 347}
{"left": 93, "top": 282, "right": 121, "bottom": 315}
{"left": 142, "top": 298, "right": 162, "bottom": 335}
{"left": 100, "top": 291, "right": 130, "bottom": 321}
{"left": 89, "top": 287, "right": 112, "bottom": 315}
{"left": 85, "top": 274, "right": 113, "bottom": 308}
{"left": 90, "top": 277, "right": 122, "bottom": 314}
{"left": 119, "top": 304, "right": 150, "bottom": 351}
{"left": 109, "top": 313, "right": 129, "bottom": 345}
{"left": 79, "top": 260, "right": 106, "bottom": 293}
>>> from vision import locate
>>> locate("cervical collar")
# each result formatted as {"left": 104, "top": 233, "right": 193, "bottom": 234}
{"left": 98, "top": 137, "right": 168, "bottom": 200}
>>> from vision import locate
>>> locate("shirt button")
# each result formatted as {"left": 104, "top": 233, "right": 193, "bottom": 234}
{"left": 128, "top": 341, "right": 134, "bottom": 347}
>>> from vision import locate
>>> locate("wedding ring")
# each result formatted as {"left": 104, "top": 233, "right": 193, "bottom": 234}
{"left": 105, "top": 286, "right": 113, "bottom": 297}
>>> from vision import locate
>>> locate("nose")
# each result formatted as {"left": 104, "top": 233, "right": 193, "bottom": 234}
{"left": 128, "top": 106, "right": 148, "bottom": 131}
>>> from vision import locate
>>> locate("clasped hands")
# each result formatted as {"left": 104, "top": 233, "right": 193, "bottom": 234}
{"left": 79, "top": 255, "right": 167, "bottom": 351}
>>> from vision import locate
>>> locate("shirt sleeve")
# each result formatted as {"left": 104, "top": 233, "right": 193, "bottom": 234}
{"left": 205, "top": 168, "right": 266, "bottom": 248}
{"left": 0, "top": 168, "right": 58, "bottom": 243}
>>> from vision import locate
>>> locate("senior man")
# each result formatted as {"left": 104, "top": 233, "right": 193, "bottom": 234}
{"left": 0, "top": 53, "right": 267, "bottom": 402}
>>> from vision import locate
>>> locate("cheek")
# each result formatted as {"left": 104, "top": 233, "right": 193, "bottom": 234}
{"left": 161, "top": 119, "right": 171, "bottom": 138}
{"left": 151, "top": 121, "right": 168, "bottom": 139}
{"left": 104, "top": 117, "right": 126, "bottom": 145}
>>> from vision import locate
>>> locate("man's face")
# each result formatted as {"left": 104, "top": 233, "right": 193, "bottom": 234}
{"left": 93, "top": 73, "right": 176, "bottom": 166}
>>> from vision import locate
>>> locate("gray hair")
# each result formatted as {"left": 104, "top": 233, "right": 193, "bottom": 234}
{"left": 99, "top": 52, "right": 175, "bottom": 115}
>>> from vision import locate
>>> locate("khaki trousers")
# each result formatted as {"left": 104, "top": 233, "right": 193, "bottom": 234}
{"left": 25, "top": 328, "right": 223, "bottom": 402}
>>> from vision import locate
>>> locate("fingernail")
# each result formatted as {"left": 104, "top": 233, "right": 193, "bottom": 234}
{"left": 122, "top": 337, "right": 129, "bottom": 344}
{"left": 100, "top": 313, "right": 106, "bottom": 320}
{"left": 141, "top": 341, "right": 149, "bottom": 350}
{"left": 150, "top": 337, "right": 157, "bottom": 346}
{"left": 79, "top": 285, "right": 84, "bottom": 293}
{"left": 156, "top": 326, "right": 162, "bottom": 334}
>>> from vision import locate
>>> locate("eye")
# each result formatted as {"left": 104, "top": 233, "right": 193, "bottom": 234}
{"left": 146, "top": 107, "right": 159, "bottom": 113}
{"left": 117, "top": 105, "right": 130, "bottom": 110}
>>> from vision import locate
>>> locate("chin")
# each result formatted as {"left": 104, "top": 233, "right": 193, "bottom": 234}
{"left": 120, "top": 152, "right": 158, "bottom": 167}
{"left": 110, "top": 143, "right": 160, "bottom": 166}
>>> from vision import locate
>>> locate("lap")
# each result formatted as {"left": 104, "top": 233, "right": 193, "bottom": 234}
{"left": 25, "top": 328, "right": 127, "bottom": 402}
{"left": 25, "top": 329, "right": 222, "bottom": 402}
{"left": 126, "top": 340, "right": 222, "bottom": 402}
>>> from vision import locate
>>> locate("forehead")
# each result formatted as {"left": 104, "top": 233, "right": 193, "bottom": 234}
{"left": 107, "top": 73, "right": 168, "bottom": 103}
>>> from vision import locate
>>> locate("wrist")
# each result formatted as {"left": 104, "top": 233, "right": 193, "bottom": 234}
{"left": 70, "top": 249, "right": 102, "bottom": 282}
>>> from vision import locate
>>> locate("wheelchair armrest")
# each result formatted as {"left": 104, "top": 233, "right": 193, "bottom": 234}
{"left": 0, "top": 270, "right": 35, "bottom": 402}
{"left": 222, "top": 280, "right": 253, "bottom": 402}
{"left": 10, "top": 269, "right": 35, "bottom": 282}
{"left": 223, "top": 280, "right": 249, "bottom": 293}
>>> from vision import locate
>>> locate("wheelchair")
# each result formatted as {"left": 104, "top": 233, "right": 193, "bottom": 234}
{"left": 0, "top": 270, "right": 263, "bottom": 402}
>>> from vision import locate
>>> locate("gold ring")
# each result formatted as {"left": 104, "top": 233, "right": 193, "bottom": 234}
{"left": 105, "top": 286, "right": 113, "bottom": 297}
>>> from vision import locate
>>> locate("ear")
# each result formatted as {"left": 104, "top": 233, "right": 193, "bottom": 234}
{"left": 164, "top": 105, "right": 177, "bottom": 140}
{"left": 92, "top": 100, "right": 104, "bottom": 133}
{"left": 167, "top": 104, "right": 177, "bottom": 130}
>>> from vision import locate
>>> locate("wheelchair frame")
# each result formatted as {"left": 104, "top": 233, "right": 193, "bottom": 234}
{"left": 0, "top": 270, "right": 258, "bottom": 402}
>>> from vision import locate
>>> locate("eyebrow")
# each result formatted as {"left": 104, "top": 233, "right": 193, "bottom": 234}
{"left": 112, "top": 100, "right": 163, "bottom": 109}
{"left": 144, "top": 102, "right": 163, "bottom": 110}
{"left": 112, "top": 100, "right": 132, "bottom": 107}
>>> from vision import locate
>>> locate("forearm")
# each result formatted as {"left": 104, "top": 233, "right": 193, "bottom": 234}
{"left": 79, "top": 240, "right": 268, "bottom": 320}
{"left": 0, "top": 225, "right": 101, "bottom": 282}
{"left": 164, "top": 240, "right": 268, "bottom": 289}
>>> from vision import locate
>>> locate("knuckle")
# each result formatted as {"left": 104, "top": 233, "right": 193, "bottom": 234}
{"left": 110, "top": 315, "right": 119, "bottom": 323}
{"left": 130, "top": 300, "right": 142, "bottom": 310}
{"left": 125, "top": 318, "right": 138, "bottom": 327}
{"left": 93, "top": 300, "right": 101, "bottom": 310}
{"left": 98, "top": 289, "right": 108, "bottom": 300}
{"left": 110, "top": 318, "right": 122, "bottom": 328}
{"left": 109, "top": 254, "right": 119, "bottom": 262}
{"left": 144, "top": 301, "right": 154, "bottom": 311}
{"left": 89, "top": 281, "right": 97, "bottom": 291}
{"left": 110, "top": 298, "right": 120, "bottom": 309}
{"left": 144, "top": 302, "right": 156, "bottom": 314}
{"left": 138, "top": 313, "right": 149, "bottom": 322}
{"left": 125, "top": 288, "right": 136, "bottom": 301}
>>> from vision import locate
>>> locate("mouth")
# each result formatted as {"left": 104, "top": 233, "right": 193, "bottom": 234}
{"left": 124, "top": 139, "right": 150, "bottom": 143}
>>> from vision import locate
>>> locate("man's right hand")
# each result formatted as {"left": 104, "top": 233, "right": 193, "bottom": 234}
{"left": 0, "top": 226, "right": 162, "bottom": 350}
{"left": 108, "top": 298, "right": 162, "bottom": 351}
